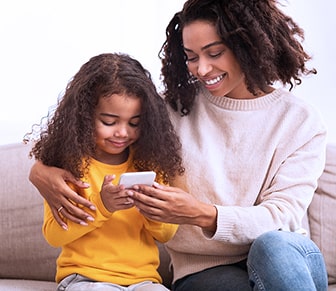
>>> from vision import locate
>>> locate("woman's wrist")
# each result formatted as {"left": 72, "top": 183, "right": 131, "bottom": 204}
{"left": 195, "top": 202, "right": 218, "bottom": 234}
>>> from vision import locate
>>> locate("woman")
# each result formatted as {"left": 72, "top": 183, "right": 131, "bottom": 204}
{"left": 29, "top": 0, "right": 328, "bottom": 290}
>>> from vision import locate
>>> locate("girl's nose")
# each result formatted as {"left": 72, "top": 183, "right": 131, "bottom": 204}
{"left": 114, "top": 125, "right": 128, "bottom": 137}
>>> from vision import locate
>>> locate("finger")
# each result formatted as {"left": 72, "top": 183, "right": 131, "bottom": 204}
{"left": 131, "top": 192, "right": 164, "bottom": 211}
{"left": 60, "top": 208, "right": 90, "bottom": 226}
{"left": 134, "top": 202, "right": 163, "bottom": 221}
{"left": 59, "top": 197, "right": 95, "bottom": 223}
{"left": 63, "top": 173, "right": 90, "bottom": 189}
{"left": 130, "top": 188, "right": 166, "bottom": 204}
{"left": 51, "top": 208, "right": 69, "bottom": 230}
{"left": 54, "top": 183, "right": 96, "bottom": 212}
{"left": 102, "top": 174, "right": 116, "bottom": 187}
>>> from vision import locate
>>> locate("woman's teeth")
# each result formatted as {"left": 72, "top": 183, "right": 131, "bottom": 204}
{"left": 205, "top": 74, "right": 224, "bottom": 85}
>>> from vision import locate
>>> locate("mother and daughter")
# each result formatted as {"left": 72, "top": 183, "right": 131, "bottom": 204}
{"left": 26, "top": 0, "right": 328, "bottom": 290}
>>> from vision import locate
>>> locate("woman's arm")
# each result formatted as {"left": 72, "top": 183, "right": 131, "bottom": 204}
{"left": 29, "top": 161, "right": 96, "bottom": 228}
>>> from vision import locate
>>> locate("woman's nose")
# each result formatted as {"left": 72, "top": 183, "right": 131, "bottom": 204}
{"left": 197, "top": 58, "right": 212, "bottom": 77}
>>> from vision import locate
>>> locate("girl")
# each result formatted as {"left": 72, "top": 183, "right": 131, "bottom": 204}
{"left": 26, "top": 53, "right": 184, "bottom": 291}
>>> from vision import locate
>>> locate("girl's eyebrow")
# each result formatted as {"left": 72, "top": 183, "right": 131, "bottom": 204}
{"left": 184, "top": 41, "right": 224, "bottom": 52}
{"left": 100, "top": 113, "right": 118, "bottom": 118}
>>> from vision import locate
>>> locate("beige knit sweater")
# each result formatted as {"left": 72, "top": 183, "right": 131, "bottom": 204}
{"left": 166, "top": 86, "right": 327, "bottom": 282}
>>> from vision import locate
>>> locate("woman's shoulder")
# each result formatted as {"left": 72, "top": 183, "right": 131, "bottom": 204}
{"left": 278, "top": 88, "right": 324, "bottom": 121}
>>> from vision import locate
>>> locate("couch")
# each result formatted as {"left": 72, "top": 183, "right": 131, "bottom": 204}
{"left": 0, "top": 142, "right": 335, "bottom": 290}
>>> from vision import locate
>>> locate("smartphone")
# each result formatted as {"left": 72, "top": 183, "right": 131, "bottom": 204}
{"left": 118, "top": 171, "right": 156, "bottom": 188}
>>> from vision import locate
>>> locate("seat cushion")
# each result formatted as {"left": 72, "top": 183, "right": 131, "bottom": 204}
{"left": 308, "top": 144, "right": 336, "bottom": 285}
{"left": 0, "top": 143, "right": 60, "bottom": 281}
{"left": 0, "top": 279, "right": 57, "bottom": 291}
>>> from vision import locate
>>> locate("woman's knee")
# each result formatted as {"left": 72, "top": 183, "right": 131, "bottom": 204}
{"left": 247, "top": 230, "right": 328, "bottom": 291}
{"left": 250, "top": 230, "right": 321, "bottom": 257}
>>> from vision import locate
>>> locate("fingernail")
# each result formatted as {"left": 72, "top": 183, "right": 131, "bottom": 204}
{"left": 62, "top": 224, "right": 68, "bottom": 231}
{"left": 90, "top": 205, "right": 96, "bottom": 210}
{"left": 86, "top": 216, "right": 94, "bottom": 222}
{"left": 79, "top": 221, "right": 88, "bottom": 226}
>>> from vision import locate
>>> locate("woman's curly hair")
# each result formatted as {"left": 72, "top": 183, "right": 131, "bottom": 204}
{"left": 26, "top": 53, "right": 184, "bottom": 184}
{"left": 159, "top": 0, "right": 317, "bottom": 116}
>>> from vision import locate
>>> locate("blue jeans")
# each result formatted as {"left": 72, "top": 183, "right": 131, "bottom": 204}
{"left": 172, "top": 231, "right": 328, "bottom": 291}
{"left": 57, "top": 274, "right": 169, "bottom": 291}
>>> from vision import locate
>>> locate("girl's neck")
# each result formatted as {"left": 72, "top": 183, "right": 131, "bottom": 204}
{"left": 93, "top": 147, "right": 129, "bottom": 165}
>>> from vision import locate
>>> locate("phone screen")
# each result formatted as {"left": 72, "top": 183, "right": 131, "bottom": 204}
{"left": 118, "top": 171, "right": 156, "bottom": 188}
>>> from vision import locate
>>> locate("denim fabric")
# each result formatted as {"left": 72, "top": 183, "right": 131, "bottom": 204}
{"left": 172, "top": 262, "right": 250, "bottom": 291}
{"left": 173, "top": 230, "right": 327, "bottom": 291}
{"left": 247, "top": 230, "right": 328, "bottom": 291}
{"left": 57, "top": 274, "right": 169, "bottom": 291}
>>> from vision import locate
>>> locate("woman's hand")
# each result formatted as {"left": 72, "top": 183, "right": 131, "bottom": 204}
{"left": 100, "top": 175, "right": 134, "bottom": 212}
{"left": 128, "top": 183, "right": 218, "bottom": 233}
{"left": 29, "top": 161, "right": 96, "bottom": 229}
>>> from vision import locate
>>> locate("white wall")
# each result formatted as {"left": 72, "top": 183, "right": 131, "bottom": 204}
{"left": 0, "top": 0, "right": 335, "bottom": 145}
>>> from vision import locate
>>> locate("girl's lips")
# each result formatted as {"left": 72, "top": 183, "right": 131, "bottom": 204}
{"left": 108, "top": 140, "right": 128, "bottom": 148}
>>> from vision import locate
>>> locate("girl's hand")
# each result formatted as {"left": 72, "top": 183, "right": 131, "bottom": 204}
{"left": 29, "top": 161, "right": 96, "bottom": 229}
{"left": 100, "top": 175, "right": 135, "bottom": 212}
{"left": 129, "top": 183, "right": 217, "bottom": 233}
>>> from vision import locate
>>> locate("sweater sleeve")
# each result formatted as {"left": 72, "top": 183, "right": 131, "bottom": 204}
{"left": 210, "top": 117, "right": 327, "bottom": 244}
{"left": 42, "top": 189, "right": 112, "bottom": 247}
{"left": 143, "top": 218, "right": 178, "bottom": 243}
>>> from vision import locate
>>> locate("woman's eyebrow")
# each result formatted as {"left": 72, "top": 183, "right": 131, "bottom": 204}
{"left": 184, "top": 41, "right": 223, "bottom": 52}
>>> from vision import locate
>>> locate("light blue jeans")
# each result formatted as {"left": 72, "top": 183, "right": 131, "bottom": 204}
{"left": 172, "top": 230, "right": 328, "bottom": 291}
{"left": 56, "top": 274, "right": 169, "bottom": 291}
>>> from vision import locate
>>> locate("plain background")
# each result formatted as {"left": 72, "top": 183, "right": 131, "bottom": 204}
{"left": 1, "top": 0, "right": 335, "bottom": 145}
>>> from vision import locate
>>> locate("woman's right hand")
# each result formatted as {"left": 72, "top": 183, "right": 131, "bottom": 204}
{"left": 29, "top": 161, "right": 96, "bottom": 229}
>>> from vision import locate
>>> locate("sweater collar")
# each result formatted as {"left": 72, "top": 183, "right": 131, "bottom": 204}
{"left": 201, "top": 86, "right": 284, "bottom": 111}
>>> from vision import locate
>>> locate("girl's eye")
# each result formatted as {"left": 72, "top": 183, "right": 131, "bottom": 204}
{"left": 101, "top": 120, "right": 115, "bottom": 126}
{"left": 129, "top": 122, "right": 140, "bottom": 128}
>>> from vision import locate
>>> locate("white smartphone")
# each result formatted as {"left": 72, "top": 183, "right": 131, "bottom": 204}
{"left": 118, "top": 171, "right": 156, "bottom": 188}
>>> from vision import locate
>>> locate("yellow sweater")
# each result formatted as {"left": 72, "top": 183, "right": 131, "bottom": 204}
{"left": 42, "top": 157, "right": 177, "bottom": 285}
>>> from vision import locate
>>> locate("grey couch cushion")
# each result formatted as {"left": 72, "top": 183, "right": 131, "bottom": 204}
{"left": 0, "top": 143, "right": 60, "bottom": 281}
{"left": 308, "top": 143, "right": 336, "bottom": 285}
{"left": 0, "top": 279, "right": 57, "bottom": 291}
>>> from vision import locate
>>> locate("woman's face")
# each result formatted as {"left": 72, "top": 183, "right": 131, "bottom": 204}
{"left": 94, "top": 93, "right": 141, "bottom": 165}
{"left": 182, "top": 20, "right": 253, "bottom": 99}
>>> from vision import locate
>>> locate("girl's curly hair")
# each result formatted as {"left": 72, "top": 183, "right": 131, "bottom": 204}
{"left": 159, "top": 0, "right": 317, "bottom": 116}
{"left": 26, "top": 53, "right": 184, "bottom": 184}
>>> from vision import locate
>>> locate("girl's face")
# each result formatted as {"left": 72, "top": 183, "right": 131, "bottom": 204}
{"left": 182, "top": 20, "right": 254, "bottom": 99}
{"left": 94, "top": 93, "right": 141, "bottom": 165}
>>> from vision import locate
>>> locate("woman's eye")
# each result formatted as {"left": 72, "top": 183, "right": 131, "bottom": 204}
{"left": 185, "top": 52, "right": 198, "bottom": 63}
{"left": 209, "top": 50, "right": 224, "bottom": 58}
{"left": 187, "top": 57, "right": 198, "bottom": 63}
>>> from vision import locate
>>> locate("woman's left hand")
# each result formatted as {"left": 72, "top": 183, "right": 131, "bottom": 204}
{"left": 128, "top": 182, "right": 217, "bottom": 232}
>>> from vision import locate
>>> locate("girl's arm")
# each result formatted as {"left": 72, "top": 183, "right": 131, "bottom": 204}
{"left": 29, "top": 161, "right": 96, "bottom": 229}
{"left": 143, "top": 217, "right": 179, "bottom": 243}
{"left": 42, "top": 200, "right": 98, "bottom": 246}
